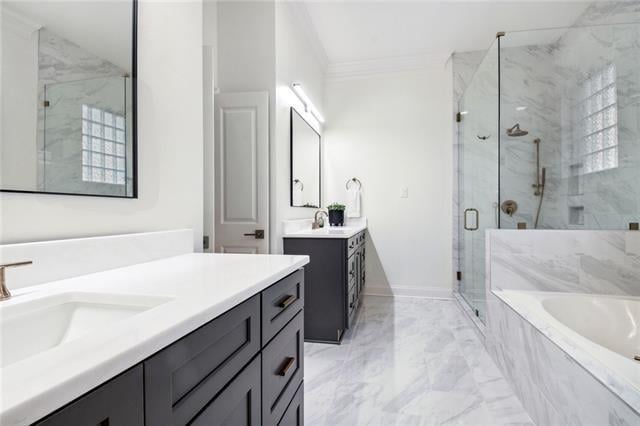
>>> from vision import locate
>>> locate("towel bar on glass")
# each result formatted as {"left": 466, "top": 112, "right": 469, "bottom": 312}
{"left": 346, "top": 178, "right": 362, "bottom": 190}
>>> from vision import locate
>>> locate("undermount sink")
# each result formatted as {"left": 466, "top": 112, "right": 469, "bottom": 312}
{"left": 314, "top": 227, "right": 353, "bottom": 235}
{"left": 0, "top": 292, "right": 171, "bottom": 368}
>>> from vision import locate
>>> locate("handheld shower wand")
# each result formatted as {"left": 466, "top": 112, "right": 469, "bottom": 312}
{"left": 533, "top": 138, "right": 546, "bottom": 229}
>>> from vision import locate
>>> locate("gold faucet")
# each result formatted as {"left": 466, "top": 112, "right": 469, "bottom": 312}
{"left": 312, "top": 210, "right": 328, "bottom": 230}
{"left": 0, "top": 261, "right": 33, "bottom": 301}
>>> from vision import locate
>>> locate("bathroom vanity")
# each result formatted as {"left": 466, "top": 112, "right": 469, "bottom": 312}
{"left": 283, "top": 220, "right": 367, "bottom": 344}
{"left": 0, "top": 231, "right": 309, "bottom": 426}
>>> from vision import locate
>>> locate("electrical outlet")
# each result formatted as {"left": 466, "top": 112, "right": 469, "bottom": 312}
{"left": 400, "top": 187, "right": 409, "bottom": 198}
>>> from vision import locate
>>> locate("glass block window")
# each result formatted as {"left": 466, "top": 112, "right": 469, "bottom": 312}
{"left": 81, "top": 104, "right": 126, "bottom": 185}
{"left": 575, "top": 64, "right": 618, "bottom": 174}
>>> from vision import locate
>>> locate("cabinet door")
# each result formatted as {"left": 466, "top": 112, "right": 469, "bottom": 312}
{"left": 190, "top": 355, "right": 261, "bottom": 426}
{"left": 360, "top": 244, "right": 366, "bottom": 289}
{"left": 278, "top": 382, "right": 304, "bottom": 426}
{"left": 36, "top": 366, "right": 143, "bottom": 426}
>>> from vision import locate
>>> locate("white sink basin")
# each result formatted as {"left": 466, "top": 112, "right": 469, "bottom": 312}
{"left": 0, "top": 292, "right": 171, "bottom": 368}
{"left": 314, "top": 227, "right": 353, "bottom": 235}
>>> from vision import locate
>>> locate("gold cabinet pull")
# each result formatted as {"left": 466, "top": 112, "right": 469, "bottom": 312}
{"left": 279, "top": 295, "right": 296, "bottom": 309}
{"left": 278, "top": 357, "right": 295, "bottom": 376}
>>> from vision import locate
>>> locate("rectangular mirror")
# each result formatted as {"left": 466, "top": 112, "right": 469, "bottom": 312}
{"left": 290, "top": 108, "right": 320, "bottom": 208}
{"left": 1, "top": 0, "right": 137, "bottom": 198}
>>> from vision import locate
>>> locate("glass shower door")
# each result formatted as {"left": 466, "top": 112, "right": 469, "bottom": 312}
{"left": 457, "top": 40, "right": 500, "bottom": 321}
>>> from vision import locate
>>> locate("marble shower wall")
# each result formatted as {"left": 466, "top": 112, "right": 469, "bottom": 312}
{"left": 451, "top": 1, "right": 640, "bottom": 310}
{"left": 37, "top": 28, "right": 132, "bottom": 196}
{"left": 484, "top": 290, "right": 639, "bottom": 425}
{"left": 499, "top": 3, "right": 640, "bottom": 230}
{"left": 487, "top": 229, "right": 640, "bottom": 296}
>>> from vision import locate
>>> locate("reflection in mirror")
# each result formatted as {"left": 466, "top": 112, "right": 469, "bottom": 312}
{"left": 0, "top": 1, "right": 136, "bottom": 197}
{"left": 290, "top": 108, "right": 320, "bottom": 208}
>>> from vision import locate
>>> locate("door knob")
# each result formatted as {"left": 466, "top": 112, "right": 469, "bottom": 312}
{"left": 243, "top": 229, "right": 264, "bottom": 239}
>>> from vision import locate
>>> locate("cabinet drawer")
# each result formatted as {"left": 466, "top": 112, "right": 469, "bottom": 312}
{"left": 144, "top": 295, "right": 260, "bottom": 425}
{"left": 262, "top": 310, "right": 304, "bottom": 426}
{"left": 262, "top": 269, "right": 304, "bottom": 345}
{"left": 189, "top": 355, "right": 261, "bottom": 426}
{"left": 278, "top": 382, "right": 304, "bottom": 426}
{"left": 36, "top": 365, "right": 143, "bottom": 426}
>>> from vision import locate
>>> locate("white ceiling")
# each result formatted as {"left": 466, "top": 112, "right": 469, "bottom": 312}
{"left": 303, "top": 1, "right": 593, "bottom": 64}
{"left": 3, "top": 1, "right": 133, "bottom": 71}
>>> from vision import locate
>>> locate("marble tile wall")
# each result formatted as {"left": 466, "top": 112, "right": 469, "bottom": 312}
{"left": 484, "top": 290, "right": 640, "bottom": 425}
{"left": 499, "top": 3, "right": 640, "bottom": 230}
{"left": 487, "top": 229, "right": 640, "bottom": 296}
{"left": 37, "top": 28, "right": 133, "bottom": 196}
{"left": 451, "top": 1, "right": 640, "bottom": 316}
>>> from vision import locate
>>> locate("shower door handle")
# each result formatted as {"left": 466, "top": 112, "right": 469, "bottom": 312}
{"left": 464, "top": 208, "right": 479, "bottom": 231}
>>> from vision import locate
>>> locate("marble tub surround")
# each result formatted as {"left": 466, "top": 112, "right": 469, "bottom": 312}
{"left": 0, "top": 251, "right": 309, "bottom": 424}
{"left": 282, "top": 217, "right": 367, "bottom": 239}
{"left": 488, "top": 229, "right": 640, "bottom": 296}
{"left": 305, "top": 296, "right": 532, "bottom": 425}
{"left": 495, "top": 290, "right": 640, "bottom": 414}
{"left": 485, "top": 291, "right": 640, "bottom": 425}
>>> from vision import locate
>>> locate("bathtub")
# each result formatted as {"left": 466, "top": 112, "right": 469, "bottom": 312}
{"left": 494, "top": 290, "right": 640, "bottom": 399}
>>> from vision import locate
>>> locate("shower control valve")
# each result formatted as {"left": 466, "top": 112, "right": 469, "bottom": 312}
{"left": 501, "top": 200, "right": 518, "bottom": 217}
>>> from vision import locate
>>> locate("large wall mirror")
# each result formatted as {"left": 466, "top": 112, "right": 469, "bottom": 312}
{"left": 1, "top": 1, "right": 137, "bottom": 198}
{"left": 290, "top": 108, "right": 320, "bottom": 208}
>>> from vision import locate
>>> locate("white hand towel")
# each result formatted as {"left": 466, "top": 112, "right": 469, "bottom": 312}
{"left": 347, "top": 185, "right": 361, "bottom": 218}
{"left": 292, "top": 185, "right": 303, "bottom": 206}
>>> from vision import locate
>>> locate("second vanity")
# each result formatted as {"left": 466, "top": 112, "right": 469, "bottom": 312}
{"left": 0, "top": 231, "right": 309, "bottom": 426}
{"left": 282, "top": 219, "right": 367, "bottom": 344}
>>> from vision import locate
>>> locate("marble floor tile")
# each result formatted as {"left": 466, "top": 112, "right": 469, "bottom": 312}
{"left": 305, "top": 296, "right": 533, "bottom": 426}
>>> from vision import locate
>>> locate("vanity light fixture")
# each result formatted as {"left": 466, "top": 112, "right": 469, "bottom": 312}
{"left": 292, "top": 83, "right": 325, "bottom": 123}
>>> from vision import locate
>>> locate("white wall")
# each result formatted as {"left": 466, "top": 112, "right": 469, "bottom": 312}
{"left": 202, "top": 0, "right": 217, "bottom": 251}
{"left": 272, "top": 1, "right": 326, "bottom": 253}
{"left": 324, "top": 63, "right": 453, "bottom": 297}
{"left": 0, "top": 8, "right": 39, "bottom": 190}
{"left": 0, "top": 0, "right": 204, "bottom": 250}
{"left": 214, "top": 0, "right": 275, "bottom": 251}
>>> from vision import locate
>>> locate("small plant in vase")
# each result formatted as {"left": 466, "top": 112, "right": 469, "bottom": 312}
{"left": 327, "top": 203, "right": 346, "bottom": 226}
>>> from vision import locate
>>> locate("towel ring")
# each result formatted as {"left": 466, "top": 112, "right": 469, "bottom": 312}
{"left": 346, "top": 177, "right": 362, "bottom": 190}
{"left": 293, "top": 179, "right": 304, "bottom": 190}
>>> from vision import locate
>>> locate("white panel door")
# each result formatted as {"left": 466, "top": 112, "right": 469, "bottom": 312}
{"left": 214, "top": 92, "right": 269, "bottom": 254}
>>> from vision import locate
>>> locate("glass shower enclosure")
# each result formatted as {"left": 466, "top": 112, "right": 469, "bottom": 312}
{"left": 456, "top": 20, "right": 640, "bottom": 321}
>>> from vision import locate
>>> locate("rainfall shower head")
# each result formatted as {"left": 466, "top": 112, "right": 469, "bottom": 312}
{"left": 506, "top": 123, "right": 529, "bottom": 137}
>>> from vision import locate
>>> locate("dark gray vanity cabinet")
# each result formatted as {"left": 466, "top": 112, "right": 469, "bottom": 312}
{"left": 34, "top": 269, "right": 305, "bottom": 426}
{"left": 284, "top": 231, "right": 365, "bottom": 344}
{"left": 35, "top": 366, "right": 144, "bottom": 426}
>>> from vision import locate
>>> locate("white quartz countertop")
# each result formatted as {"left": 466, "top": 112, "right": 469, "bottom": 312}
{"left": 282, "top": 218, "right": 367, "bottom": 239}
{"left": 0, "top": 253, "right": 309, "bottom": 425}
{"left": 283, "top": 225, "right": 366, "bottom": 239}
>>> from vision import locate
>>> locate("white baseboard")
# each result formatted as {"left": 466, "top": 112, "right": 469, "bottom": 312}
{"left": 363, "top": 284, "right": 453, "bottom": 300}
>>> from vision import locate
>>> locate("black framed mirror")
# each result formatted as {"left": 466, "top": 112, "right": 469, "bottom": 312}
{"left": 1, "top": 0, "right": 137, "bottom": 198}
{"left": 290, "top": 107, "right": 321, "bottom": 208}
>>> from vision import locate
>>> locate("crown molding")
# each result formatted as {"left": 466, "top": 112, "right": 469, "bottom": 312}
{"left": 1, "top": 6, "right": 42, "bottom": 39}
{"left": 326, "top": 51, "right": 451, "bottom": 81}
{"left": 284, "top": 1, "right": 329, "bottom": 73}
